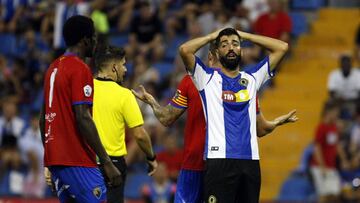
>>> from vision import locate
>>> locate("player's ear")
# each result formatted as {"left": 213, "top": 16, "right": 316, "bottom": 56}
{"left": 112, "top": 64, "right": 116, "bottom": 72}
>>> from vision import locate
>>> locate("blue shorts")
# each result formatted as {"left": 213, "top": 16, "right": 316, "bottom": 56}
{"left": 174, "top": 169, "right": 204, "bottom": 203}
{"left": 49, "top": 166, "right": 107, "bottom": 203}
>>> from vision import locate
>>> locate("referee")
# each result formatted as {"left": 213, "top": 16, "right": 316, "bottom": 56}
{"left": 92, "top": 45, "right": 158, "bottom": 203}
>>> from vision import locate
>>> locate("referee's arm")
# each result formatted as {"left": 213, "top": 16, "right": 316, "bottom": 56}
{"left": 129, "top": 125, "right": 158, "bottom": 176}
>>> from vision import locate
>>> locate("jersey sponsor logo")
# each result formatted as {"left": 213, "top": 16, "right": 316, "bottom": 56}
{"left": 222, "top": 90, "right": 250, "bottom": 103}
{"left": 211, "top": 146, "right": 219, "bottom": 151}
{"left": 83, "top": 85, "right": 92, "bottom": 97}
{"left": 93, "top": 186, "right": 102, "bottom": 199}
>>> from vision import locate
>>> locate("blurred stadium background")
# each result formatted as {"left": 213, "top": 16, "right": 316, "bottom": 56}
{"left": 0, "top": 0, "right": 359, "bottom": 202}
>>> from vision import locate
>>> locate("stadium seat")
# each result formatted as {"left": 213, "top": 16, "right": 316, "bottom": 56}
{"left": 124, "top": 172, "right": 151, "bottom": 199}
{"left": 277, "top": 171, "right": 316, "bottom": 201}
{"left": 152, "top": 62, "right": 174, "bottom": 79}
{"left": 291, "top": 0, "right": 325, "bottom": 10}
{"left": 109, "top": 35, "right": 128, "bottom": 47}
{"left": 289, "top": 12, "right": 308, "bottom": 37}
{"left": 0, "top": 34, "right": 16, "bottom": 56}
{"left": 164, "top": 35, "right": 188, "bottom": 62}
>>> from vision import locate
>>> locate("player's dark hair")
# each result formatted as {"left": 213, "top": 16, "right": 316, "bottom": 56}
{"left": 63, "top": 15, "right": 95, "bottom": 47}
{"left": 94, "top": 45, "right": 126, "bottom": 70}
{"left": 215, "top": 28, "right": 241, "bottom": 48}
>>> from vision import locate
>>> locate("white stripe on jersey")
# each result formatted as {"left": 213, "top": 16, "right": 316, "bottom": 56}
{"left": 190, "top": 56, "right": 273, "bottom": 160}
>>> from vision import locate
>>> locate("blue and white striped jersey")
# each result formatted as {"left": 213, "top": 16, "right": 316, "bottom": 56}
{"left": 189, "top": 56, "right": 274, "bottom": 160}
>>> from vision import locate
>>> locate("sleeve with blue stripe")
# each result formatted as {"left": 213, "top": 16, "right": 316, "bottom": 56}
{"left": 188, "top": 56, "right": 214, "bottom": 91}
{"left": 246, "top": 56, "right": 274, "bottom": 91}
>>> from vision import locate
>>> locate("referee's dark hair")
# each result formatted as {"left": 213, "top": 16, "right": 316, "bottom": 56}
{"left": 215, "top": 28, "right": 241, "bottom": 48}
{"left": 94, "top": 45, "right": 126, "bottom": 71}
{"left": 63, "top": 15, "right": 95, "bottom": 47}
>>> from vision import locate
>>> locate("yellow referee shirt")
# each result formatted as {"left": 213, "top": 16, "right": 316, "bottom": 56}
{"left": 93, "top": 78, "right": 144, "bottom": 157}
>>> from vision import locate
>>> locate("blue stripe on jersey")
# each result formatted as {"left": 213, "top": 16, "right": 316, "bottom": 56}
{"left": 221, "top": 74, "right": 252, "bottom": 159}
{"left": 199, "top": 89, "right": 209, "bottom": 159}
{"left": 72, "top": 101, "right": 93, "bottom": 106}
{"left": 223, "top": 101, "right": 252, "bottom": 159}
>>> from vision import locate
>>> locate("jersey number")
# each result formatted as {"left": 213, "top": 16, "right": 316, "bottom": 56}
{"left": 49, "top": 68, "right": 58, "bottom": 108}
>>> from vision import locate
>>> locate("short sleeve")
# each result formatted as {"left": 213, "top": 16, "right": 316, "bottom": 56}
{"left": 170, "top": 76, "right": 189, "bottom": 109}
{"left": 189, "top": 56, "right": 214, "bottom": 91}
{"left": 122, "top": 90, "right": 144, "bottom": 128}
{"left": 281, "top": 13, "right": 292, "bottom": 33}
{"left": 71, "top": 63, "right": 94, "bottom": 105}
{"left": 327, "top": 71, "right": 338, "bottom": 91}
{"left": 246, "top": 56, "right": 273, "bottom": 90}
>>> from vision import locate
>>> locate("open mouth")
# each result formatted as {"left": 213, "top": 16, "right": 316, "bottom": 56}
{"left": 227, "top": 52, "right": 236, "bottom": 58}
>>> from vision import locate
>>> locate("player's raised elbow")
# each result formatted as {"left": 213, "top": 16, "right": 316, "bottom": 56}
{"left": 279, "top": 41, "right": 289, "bottom": 53}
{"left": 179, "top": 44, "right": 190, "bottom": 58}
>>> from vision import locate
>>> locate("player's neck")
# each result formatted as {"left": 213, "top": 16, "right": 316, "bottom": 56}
{"left": 221, "top": 67, "right": 240, "bottom": 78}
{"left": 65, "top": 47, "right": 85, "bottom": 60}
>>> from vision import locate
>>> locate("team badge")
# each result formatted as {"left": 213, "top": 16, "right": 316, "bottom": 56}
{"left": 92, "top": 186, "right": 102, "bottom": 199}
{"left": 239, "top": 78, "right": 249, "bottom": 87}
{"left": 208, "top": 195, "right": 217, "bottom": 203}
{"left": 83, "top": 85, "right": 92, "bottom": 97}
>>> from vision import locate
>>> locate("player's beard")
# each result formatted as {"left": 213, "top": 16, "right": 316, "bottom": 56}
{"left": 219, "top": 51, "right": 241, "bottom": 71}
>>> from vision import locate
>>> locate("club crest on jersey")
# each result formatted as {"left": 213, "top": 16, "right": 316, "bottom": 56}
{"left": 208, "top": 195, "right": 217, "bottom": 203}
{"left": 83, "top": 85, "right": 92, "bottom": 97}
{"left": 239, "top": 78, "right": 248, "bottom": 87}
{"left": 92, "top": 186, "right": 102, "bottom": 199}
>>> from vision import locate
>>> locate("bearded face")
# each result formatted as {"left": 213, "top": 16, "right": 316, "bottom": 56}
{"left": 219, "top": 50, "right": 241, "bottom": 71}
{"left": 217, "top": 35, "right": 241, "bottom": 71}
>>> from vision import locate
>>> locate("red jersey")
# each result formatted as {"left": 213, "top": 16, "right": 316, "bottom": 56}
{"left": 170, "top": 75, "right": 206, "bottom": 170}
{"left": 43, "top": 54, "right": 96, "bottom": 167}
{"left": 310, "top": 123, "right": 339, "bottom": 168}
{"left": 254, "top": 11, "right": 292, "bottom": 39}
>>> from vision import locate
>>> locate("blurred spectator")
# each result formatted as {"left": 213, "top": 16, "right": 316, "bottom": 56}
{"left": 157, "top": 135, "right": 183, "bottom": 181}
{"left": 0, "top": 100, "right": 24, "bottom": 185}
{"left": 0, "top": 56, "right": 22, "bottom": 103}
{"left": 126, "top": 1, "right": 164, "bottom": 62}
{"left": 241, "top": 0, "right": 269, "bottom": 23}
{"left": 328, "top": 55, "right": 360, "bottom": 118}
{"left": 253, "top": 0, "right": 292, "bottom": 43}
{"left": 141, "top": 162, "right": 176, "bottom": 203}
{"left": 310, "top": 101, "right": 342, "bottom": 203}
{"left": 348, "top": 106, "right": 360, "bottom": 170}
{"left": 0, "top": 100, "right": 25, "bottom": 145}
{"left": 19, "top": 111, "right": 45, "bottom": 198}
{"left": 0, "top": 0, "right": 28, "bottom": 34}
{"left": 40, "top": 1, "right": 56, "bottom": 47}
{"left": 90, "top": 0, "right": 111, "bottom": 44}
{"left": 53, "top": 0, "right": 90, "bottom": 49}
{"left": 131, "top": 55, "right": 160, "bottom": 89}
{"left": 355, "top": 24, "right": 360, "bottom": 64}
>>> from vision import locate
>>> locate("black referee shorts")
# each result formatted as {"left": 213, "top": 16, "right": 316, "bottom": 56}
{"left": 204, "top": 159, "right": 261, "bottom": 203}
{"left": 99, "top": 156, "right": 127, "bottom": 203}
